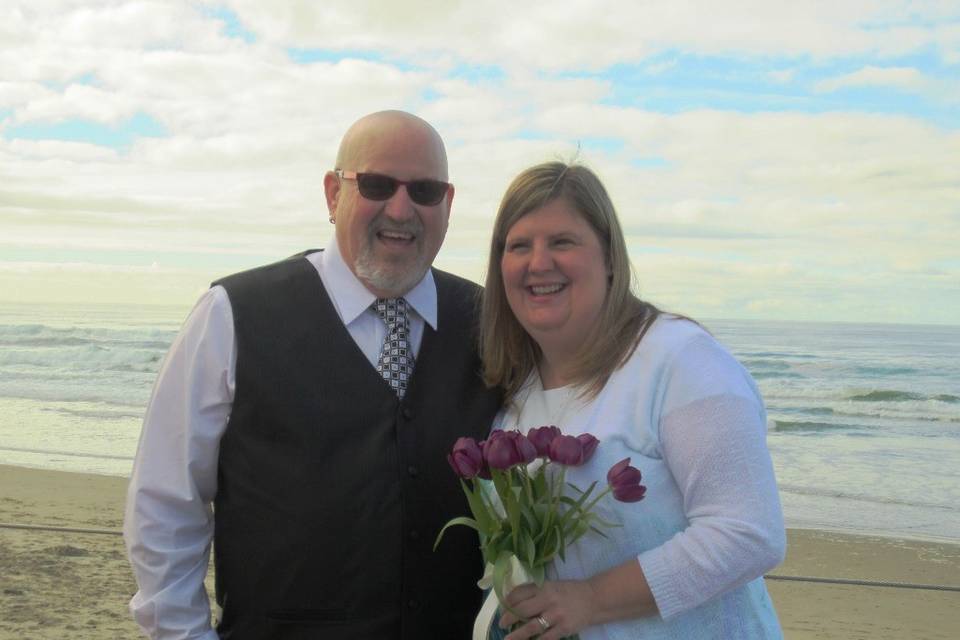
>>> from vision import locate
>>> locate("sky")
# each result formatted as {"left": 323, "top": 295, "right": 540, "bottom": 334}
{"left": 1, "top": 0, "right": 958, "bottom": 325}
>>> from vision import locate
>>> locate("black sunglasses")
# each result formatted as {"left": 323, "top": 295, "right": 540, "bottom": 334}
{"left": 335, "top": 170, "right": 451, "bottom": 206}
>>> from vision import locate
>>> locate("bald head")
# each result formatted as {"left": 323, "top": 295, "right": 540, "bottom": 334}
{"left": 324, "top": 110, "right": 454, "bottom": 298}
{"left": 335, "top": 110, "right": 449, "bottom": 180}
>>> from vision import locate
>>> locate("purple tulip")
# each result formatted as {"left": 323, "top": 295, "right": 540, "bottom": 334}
{"left": 547, "top": 433, "right": 600, "bottom": 466}
{"left": 481, "top": 430, "right": 506, "bottom": 461}
{"left": 447, "top": 437, "right": 484, "bottom": 479}
{"left": 527, "top": 425, "right": 561, "bottom": 457}
{"left": 484, "top": 438, "right": 518, "bottom": 469}
{"left": 607, "top": 458, "right": 647, "bottom": 503}
{"left": 576, "top": 434, "right": 599, "bottom": 464}
{"left": 475, "top": 439, "right": 492, "bottom": 479}
{"left": 483, "top": 430, "right": 537, "bottom": 470}
{"left": 548, "top": 435, "right": 583, "bottom": 465}
{"left": 513, "top": 432, "right": 538, "bottom": 464}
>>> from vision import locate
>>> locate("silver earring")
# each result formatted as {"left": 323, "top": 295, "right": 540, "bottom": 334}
{"left": 328, "top": 216, "right": 335, "bottom": 224}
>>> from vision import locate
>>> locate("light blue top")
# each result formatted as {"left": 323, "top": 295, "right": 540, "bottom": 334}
{"left": 495, "top": 316, "right": 785, "bottom": 639}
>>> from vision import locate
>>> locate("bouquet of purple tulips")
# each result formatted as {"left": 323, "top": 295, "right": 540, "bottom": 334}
{"left": 435, "top": 426, "right": 646, "bottom": 637}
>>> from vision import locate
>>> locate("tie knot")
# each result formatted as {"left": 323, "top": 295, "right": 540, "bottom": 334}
{"left": 373, "top": 298, "right": 408, "bottom": 325}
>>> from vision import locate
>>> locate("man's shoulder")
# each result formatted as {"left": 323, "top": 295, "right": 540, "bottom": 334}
{"left": 431, "top": 268, "right": 482, "bottom": 297}
{"left": 214, "top": 249, "right": 322, "bottom": 291}
{"left": 431, "top": 269, "right": 483, "bottom": 325}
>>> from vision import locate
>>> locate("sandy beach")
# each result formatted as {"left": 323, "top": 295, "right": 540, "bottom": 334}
{"left": 1, "top": 464, "right": 958, "bottom": 639}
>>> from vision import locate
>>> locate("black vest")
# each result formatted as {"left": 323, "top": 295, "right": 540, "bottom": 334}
{"left": 212, "top": 253, "right": 502, "bottom": 639}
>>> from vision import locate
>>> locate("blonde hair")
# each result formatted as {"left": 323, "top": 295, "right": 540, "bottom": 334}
{"left": 480, "top": 162, "right": 660, "bottom": 402}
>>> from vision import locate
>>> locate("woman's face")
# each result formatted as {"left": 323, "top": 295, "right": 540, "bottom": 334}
{"left": 501, "top": 198, "right": 609, "bottom": 357}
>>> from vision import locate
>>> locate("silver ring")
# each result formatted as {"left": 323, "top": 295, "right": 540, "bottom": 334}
{"left": 536, "top": 614, "right": 551, "bottom": 631}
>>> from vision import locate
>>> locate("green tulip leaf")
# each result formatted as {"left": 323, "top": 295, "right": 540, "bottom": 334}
{"left": 433, "top": 516, "right": 479, "bottom": 551}
{"left": 522, "top": 530, "right": 536, "bottom": 567}
{"left": 492, "top": 551, "right": 523, "bottom": 619}
{"left": 530, "top": 563, "right": 546, "bottom": 587}
{"left": 533, "top": 467, "right": 548, "bottom": 495}
{"left": 462, "top": 480, "right": 494, "bottom": 533}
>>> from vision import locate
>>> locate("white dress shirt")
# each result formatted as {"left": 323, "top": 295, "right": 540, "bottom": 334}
{"left": 123, "top": 239, "right": 438, "bottom": 640}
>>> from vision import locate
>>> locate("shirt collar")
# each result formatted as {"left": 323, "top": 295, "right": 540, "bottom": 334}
{"left": 319, "top": 237, "right": 438, "bottom": 330}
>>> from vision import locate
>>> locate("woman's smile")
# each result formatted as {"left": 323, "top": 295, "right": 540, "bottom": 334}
{"left": 501, "top": 198, "right": 609, "bottom": 357}
{"left": 528, "top": 282, "right": 566, "bottom": 296}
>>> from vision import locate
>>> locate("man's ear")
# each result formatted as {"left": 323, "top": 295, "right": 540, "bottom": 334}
{"left": 323, "top": 171, "right": 341, "bottom": 220}
{"left": 445, "top": 183, "right": 455, "bottom": 214}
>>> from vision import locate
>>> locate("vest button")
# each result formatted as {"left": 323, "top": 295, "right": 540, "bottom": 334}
{"left": 409, "top": 529, "right": 420, "bottom": 540}
{"left": 408, "top": 598, "right": 419, "bottom": 609}
{"left": 401, "top": 406, "right": 415, "bottom": 420}
{"left": 407, "top": 466, "right": 419, "bottom": 478}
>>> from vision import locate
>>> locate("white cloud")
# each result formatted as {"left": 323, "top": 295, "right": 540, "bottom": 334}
{"left": 644, "top": 58, "right": 679, "bottom": 76}
{"left": 815, "top": 65, "right": 929, "bottom": 93}
{"left": 4, "top": 138, "right": 121, "bottom": 162}
{"left": 225, "top": 0, "right": 960, "bottom": 68}
{"left": 0, "top": 82, "right": 50, "bottom": 111}
{"left": 767, "top": 69, "right": 795, "bottom": 84}
{"left": 1, "top": 0, "right": 958, "bottom": 323}
{"left": 0, "top": 260, "right": 177, "bottom": 274}
{"left": 14, "top": 82, "right": 138, "bottom": 125}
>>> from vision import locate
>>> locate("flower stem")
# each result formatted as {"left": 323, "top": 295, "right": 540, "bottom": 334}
{"left": 581, "top": 486, "right": 612, "bottom": 514}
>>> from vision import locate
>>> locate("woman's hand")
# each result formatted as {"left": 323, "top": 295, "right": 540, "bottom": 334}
{"left": 499, "top": 559, "right": 658, "bottom": 638}
{"left": 499, "top": 579, "right": 596, "bottom": 640}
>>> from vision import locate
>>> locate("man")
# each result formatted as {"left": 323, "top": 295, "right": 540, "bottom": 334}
{"left": 124, "top": 111, "right": 502, "bottom": 639}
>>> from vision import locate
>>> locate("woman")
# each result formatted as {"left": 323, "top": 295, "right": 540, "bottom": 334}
{"left": 479, "top": 162, "right": 785, "bottom": 639}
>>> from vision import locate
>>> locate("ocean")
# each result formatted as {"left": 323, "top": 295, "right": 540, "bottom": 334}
{"left": 1, "top": 302, "right": 958, "bottom": 543}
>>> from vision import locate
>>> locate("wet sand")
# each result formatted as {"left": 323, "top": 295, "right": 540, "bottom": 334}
{"left": 1, "top": 464, "right": 957, "bottom": 638}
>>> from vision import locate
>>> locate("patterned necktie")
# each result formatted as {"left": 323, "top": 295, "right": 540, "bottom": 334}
{"left": 373, "top": 297, "right": 415, "bottom": 399}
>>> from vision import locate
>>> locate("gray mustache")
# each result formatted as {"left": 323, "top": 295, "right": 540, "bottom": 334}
{"left": 370, "top": 215, "right": 422, "bottom": 237}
